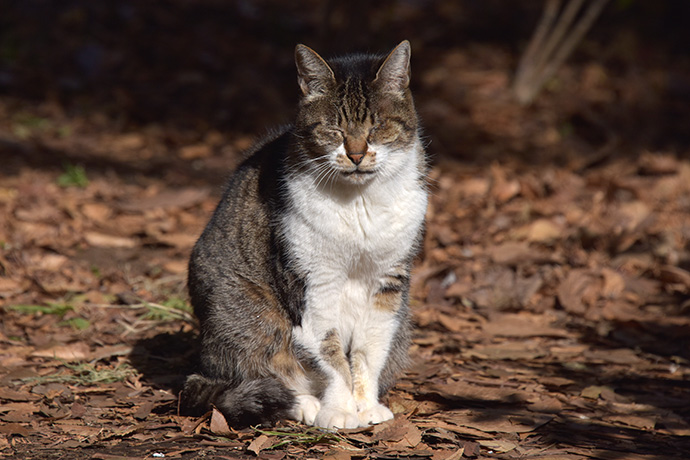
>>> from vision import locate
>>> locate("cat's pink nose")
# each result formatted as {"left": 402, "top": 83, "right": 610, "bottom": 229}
{"left": 347, "top": 152, "right": 365, "bottom": 165}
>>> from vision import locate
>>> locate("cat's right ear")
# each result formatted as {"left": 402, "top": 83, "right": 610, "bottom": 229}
{"left": 295, "top": 44, "right": 335, "bottom": 98}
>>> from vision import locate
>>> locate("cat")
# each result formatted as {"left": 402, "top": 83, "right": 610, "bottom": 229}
{"left": 178, "top": 40, "right": 428, "bottom": 430}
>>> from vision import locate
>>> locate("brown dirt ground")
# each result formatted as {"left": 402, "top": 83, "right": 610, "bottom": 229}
{"left": 2, "top": 2, "right": 690, "bottom": 459}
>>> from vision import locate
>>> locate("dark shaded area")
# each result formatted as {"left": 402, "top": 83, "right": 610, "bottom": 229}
{"left": 129, "top": 330, "right": 198, "bottom": 395}
{"left": 414, "top": 329, "right": 690, "bottom": 459}
{"left": 0, "top": 136, "right": 229, "bottom": 187}
{"left": 538, "top": 420, "right": 689, "bottom": 460}
{"left": 2, "top": 0, "right": 690, "bottom": 170}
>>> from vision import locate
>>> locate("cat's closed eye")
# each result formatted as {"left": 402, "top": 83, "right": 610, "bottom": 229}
{"left": 368, "top": 119, "right": 400, "bottom": 144}
{"left": 313, "top": 124, "right": 344, "bottom": 145}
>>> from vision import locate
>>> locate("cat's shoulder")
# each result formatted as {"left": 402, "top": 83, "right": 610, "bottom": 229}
{"left": 240, "top": 125, "right": 293, "bottom": 166}
{"left": 220, "top": 125, "right": 293, "bottom": 193}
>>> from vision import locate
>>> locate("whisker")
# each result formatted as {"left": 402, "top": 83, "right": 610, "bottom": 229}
{"left": 312, "top": 162, "right": 336, "bottom": 191}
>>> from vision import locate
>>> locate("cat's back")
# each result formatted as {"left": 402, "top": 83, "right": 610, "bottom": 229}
{"left": 201, "top": 127, "right": 290, "bottom": 232}
{"left": 188, "top": 128, "right": 292, "bottom": 306}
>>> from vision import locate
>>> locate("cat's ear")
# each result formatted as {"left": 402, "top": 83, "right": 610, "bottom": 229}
{"left": 374, "top": 40, "right": 411, "bottom": 93}
{"left": 295, "top": 44, "right": 335, "bottom": 98}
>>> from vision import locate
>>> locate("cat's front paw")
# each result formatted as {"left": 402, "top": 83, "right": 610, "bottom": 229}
{"left": 314, "top": 407, "right": 360, "bottom": 429}
{"left": 291, "top": 394, "right": 321, "bottom": 426}
{"left": 357, "top": 403, "right": 394, "bottom": 426}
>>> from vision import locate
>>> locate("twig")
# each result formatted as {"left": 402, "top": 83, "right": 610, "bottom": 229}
{"left": 85, "top": 301, "right": 195, "bottom": 323}
{"left": 536, "top": 0, "right": 610, "bottom": 93}
{"left": 514, "top": 0, "right": 561, "bottom": 89}
{"left": 513, "top": 0, "right": 611, "bottom": 105}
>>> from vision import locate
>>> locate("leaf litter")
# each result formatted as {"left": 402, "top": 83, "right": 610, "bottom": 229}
{"left": 2, "top": 3, "right": 690, "bottom": 460}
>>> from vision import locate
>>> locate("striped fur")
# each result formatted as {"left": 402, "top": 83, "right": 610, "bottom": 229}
{"left": 180, "top": 41, "right": 427, "bottom": 429}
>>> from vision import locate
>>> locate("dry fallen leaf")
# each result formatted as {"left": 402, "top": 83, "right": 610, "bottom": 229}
{"left": 117, "top": 188, "right": 209, "bottom": 212}
{"left": 431, "top": 447, "right": 464, "bottom": 460}
{"left": 465, "top": 341, "right": 547, "bottom": 361}
{"left": 81, "top": 203, "right": 113, "bottom": 223}
{"left": 372, "top": 417, "right": 408, "bottom": 442}
{"left": 491, "top": 164, "right": 521, "bottom": 203}
{"left": 605, "top": 414, "right": 656, "bottom": 430}
{"left": 483, "top": 312, "right": 568, "bottom": 338}
{"left": 85, "top": 232, "right": 138, "bottom": 249}
{"left": 0, "top": 277, "right": 23, "bottom": 296}
{"left": 601, "top": 267, "right": 625, "bottom": 298}
{"left": 523, "top": 218, "right": 562, "bottom": 243}
{"left": 581, "top": 385, "right": 608, "bottom": 400}
{"left": 584, "top": 348, "right": 642, "bottom": 365}
{"left": 455, "top": 411, "right": 552, "bottom": 434}
{"left": 0, "top": 422, "right": 31, "bottom": 437}
{"left": 556, "top": 269, "right": 600, "bottom": 315}
{"left": 429, "top": 380, "right": 523, "bottom": 404}
{"left": 179, "top": 143, "right": 212, "bottom": 160}
{"left": 638, "top": 151, "right": 679, "bottom": 175}
{"left": 247, "top": 434, "right": 272, "bottom": 456}
{"left": 163, "top": 259, "right": 188, "bottom": 274}
{"left": 614, "top": 200, "right": 651, "bottom": 234}
{"left": 209, "top": 407, "right": 232, "bottom": 436}
{"left": 322, "top": 449, "right": 353, "bottom": 460}
{"left": 32, "top": 342, "right": 91, "bottom": 361}
{"left": 479, "top": 439, "right": 518, "bottom": 453}
{"left": 527, "top": 394, "right": 564, "bottom": 413}
{"left": 486, "top": 241, "right": 550, "bottom": 265}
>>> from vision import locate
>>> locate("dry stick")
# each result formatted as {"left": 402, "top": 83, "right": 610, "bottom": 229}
{"left": 534, "top": 0, "right": 611, "bottom": 95}
{"left": 514, "top": 0, "right": 561, "bottom": 98}
{"left": 532, "top": 0, "right": 586, "bottom": 76}
{"left": 518, "top": 0, "right": 584, "bottom": 104}
{"left": 513, "top": 0, "right": 609, "bottom": 105}
{"left": 86, "top": 301, "right": 196, "bottom": 322}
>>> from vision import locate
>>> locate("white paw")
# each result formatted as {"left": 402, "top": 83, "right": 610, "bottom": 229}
{"left": 314, "top": 407, "right": 360, "bottom": 429}
{"left": 291, "top": 394, "right": 321, "bottom": 426}
{"left": 357, "top": 403, "right": 394, "bottom": 426}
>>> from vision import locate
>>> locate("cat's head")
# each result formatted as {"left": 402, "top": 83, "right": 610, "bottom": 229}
{"left": 292, "top": 41, "right": 419, "bottom": 186}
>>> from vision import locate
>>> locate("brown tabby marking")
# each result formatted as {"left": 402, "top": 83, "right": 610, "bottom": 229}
{"left": 270, "top": 349, "right": 304, "bottom": 378}
{"left": 349, "top": 349, "right": 368, "bottom": 402}
{"left": 373, "top": 289, "right": 404, "bottom": 313}
{"left": 320, "top": 329, "right": 352, "bottom": 389}
{"left": 373, "top": 265, "right": 410, "bottom": 312}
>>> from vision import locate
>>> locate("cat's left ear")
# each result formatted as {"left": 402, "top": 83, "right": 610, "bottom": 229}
{"left": 374, "top": 40, "right": 411, "bottom": 93}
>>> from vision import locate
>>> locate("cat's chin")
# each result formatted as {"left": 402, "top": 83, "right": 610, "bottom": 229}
{"left": 340, "top": 169, "right": 377, "bottom": 185}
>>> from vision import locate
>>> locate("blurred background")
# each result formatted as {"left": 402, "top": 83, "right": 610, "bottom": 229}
{"left": 1, "top": 0, "right": 689, "bottom": 182}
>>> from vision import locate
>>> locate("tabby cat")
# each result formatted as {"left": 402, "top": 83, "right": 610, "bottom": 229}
{"left": 179, "top": 40, "right": 428, "bottom": 429}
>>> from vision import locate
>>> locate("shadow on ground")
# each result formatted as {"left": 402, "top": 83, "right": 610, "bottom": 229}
{"left": 129, "top": 329, "right": 199, "bottom": 398}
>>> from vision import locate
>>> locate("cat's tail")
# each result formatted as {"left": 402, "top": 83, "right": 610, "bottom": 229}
{"left": 178, "top": 373, "right": 295, "bottom": 427}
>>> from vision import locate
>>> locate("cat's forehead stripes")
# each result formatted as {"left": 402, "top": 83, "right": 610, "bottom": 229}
{"left": 338, "top": 77, "right": 370, "bottom": 126}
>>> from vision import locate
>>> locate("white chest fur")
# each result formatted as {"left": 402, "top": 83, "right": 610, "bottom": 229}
{"left": 283, "top": 150, "right": 427, "bottom": 284}
{"left": 283, "top": 143, "right": 426, "bottom": 351}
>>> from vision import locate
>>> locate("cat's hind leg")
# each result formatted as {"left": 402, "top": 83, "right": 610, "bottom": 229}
{"left": 179, "top": 374, "right": 294, "bottom": 427}
{"left": 284, "top": 371, "right": 321, "bottom": 425}
{"left": 180, "top": 291, "right": 309, "bottom": 428}
{"left": 292, "top": 394, "right": 321, "bottom": 425}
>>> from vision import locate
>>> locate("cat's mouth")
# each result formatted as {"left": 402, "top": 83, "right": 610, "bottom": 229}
{"left": 342, "top": 170, "right": 376, "bottom": 176}
{"left": 341, "top": 169, "right": 377, "bottom": 182}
